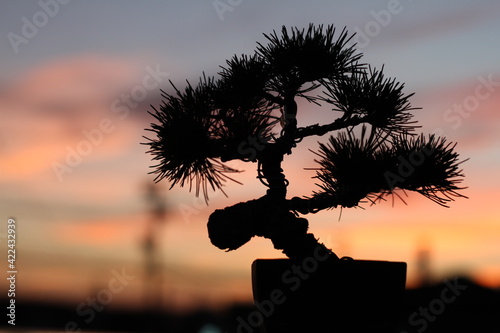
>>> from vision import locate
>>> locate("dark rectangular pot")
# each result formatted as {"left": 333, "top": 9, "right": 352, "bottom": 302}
{"left": 251, "top": 257, "right": 407, "bottom": 333}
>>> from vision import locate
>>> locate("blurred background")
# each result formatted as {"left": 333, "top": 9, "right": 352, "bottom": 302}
{"left": 0, "top": 0, "right": 499, "bottom": 332}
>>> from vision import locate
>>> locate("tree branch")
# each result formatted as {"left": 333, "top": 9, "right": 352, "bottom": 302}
{"left": 288, "top": 195, "right": 338, "bottom": 214}
{"left": 294, "top": 115, "right": 366, "bottom": 140}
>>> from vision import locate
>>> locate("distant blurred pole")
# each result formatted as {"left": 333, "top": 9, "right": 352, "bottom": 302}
{"left": 142, "top": 181, "right": 167, "bottom": 311}
{"left": 415, "top": 237, "right": 433, "bottom": 287}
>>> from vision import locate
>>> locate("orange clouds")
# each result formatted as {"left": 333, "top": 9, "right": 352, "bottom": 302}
{"left": 5, "top": 55, "right": 148, "bottom": 112}
{"left": 54, "top": 213, "right": 145, "bottom": 247}
{"left": 0, "top": 54, "right": 163, "bottom": 194}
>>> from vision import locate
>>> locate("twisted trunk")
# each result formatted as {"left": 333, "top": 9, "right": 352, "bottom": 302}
{"left": 255, "top": 96, "right": 337, "bottom": 261}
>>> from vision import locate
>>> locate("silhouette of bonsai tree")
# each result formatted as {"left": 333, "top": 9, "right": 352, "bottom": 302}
{"left": 144, "top": 24, "right": 466, "bottom": 261}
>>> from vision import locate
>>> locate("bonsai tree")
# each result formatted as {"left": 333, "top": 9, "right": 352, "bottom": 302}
{"left": 144, "top": 24, "right": 466, "bottom": 262}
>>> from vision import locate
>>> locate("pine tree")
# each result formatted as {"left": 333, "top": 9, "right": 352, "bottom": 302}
{"left": 144, "top": 24, "right": 467, "bottom": 261}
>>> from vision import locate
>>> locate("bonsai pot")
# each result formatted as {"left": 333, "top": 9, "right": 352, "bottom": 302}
{"left": 251, "top": 255, "right": 407, "bottom": 333}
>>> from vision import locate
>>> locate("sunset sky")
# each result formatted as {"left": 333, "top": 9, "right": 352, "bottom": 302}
{"left": 1, "top": 0, "right": 499, "bottom": 313}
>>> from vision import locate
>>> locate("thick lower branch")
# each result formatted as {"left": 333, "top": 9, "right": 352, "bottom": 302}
{"left": 207, "top": 196, "right": 339, "bottom": 261}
